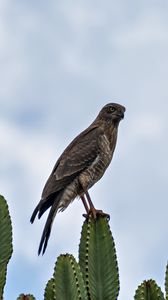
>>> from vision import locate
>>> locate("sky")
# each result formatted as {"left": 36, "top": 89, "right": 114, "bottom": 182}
{"left": 1, "top": 0, "right": 168, "bottom": 299}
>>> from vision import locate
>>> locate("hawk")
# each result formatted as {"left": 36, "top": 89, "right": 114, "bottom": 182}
{"left": 30, "top": 103, "right": 125, "bottom": 254}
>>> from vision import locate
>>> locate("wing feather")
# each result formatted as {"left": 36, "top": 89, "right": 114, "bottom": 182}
{"left": 42, "top": 125, "right": 103, "bottom": 199}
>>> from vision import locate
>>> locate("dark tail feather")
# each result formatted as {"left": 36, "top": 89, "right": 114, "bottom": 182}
{"left": 30, "top": 191, "right": 63, "bottom": 255}
{"left": 37, "top": 194, "right": 56, "bottom": 219}
{"left": 30, "top": 204, "right": 40, "bottom": 223}
{"left": 30, "top": 193, "right": 57, "bottom": 224}
{"left": 38, "top": 199, "right": 60, "bottom": 255}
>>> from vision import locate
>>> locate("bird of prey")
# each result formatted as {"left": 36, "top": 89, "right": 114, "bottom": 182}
{"left": 30, "top": 103, "right": 125, "bottom": 254}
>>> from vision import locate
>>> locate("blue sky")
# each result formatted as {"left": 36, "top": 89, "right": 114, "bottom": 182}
{"left": 1, "top": 1, "right": 168, "bottom": 299}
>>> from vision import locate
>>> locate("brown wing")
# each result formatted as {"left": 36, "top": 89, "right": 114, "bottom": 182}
{"left": 42, "top": 125, "right": 103, "bottom": 199}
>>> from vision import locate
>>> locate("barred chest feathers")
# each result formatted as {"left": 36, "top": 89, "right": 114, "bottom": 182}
{"left": 79, "top": 128, "right": 118, "bottom": 191}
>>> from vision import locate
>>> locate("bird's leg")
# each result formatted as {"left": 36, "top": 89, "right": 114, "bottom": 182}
{"left": 84, "top": 191, "right": 110, "bottom": 220}
{"left": 80, "top": 195, "right": 90, "bottom": 214}
{"left": 85, "top": 191, "right": 97, "bottom": 219}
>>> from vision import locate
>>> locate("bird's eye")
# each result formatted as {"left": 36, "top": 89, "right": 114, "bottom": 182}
{"left": 108, "top": 106, "right": 116, "bottom": 113}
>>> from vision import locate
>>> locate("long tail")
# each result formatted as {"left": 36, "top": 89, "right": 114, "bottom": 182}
{"left": 38, "top": 200, "right": 60, "bottom": 255}
{"left": 30, "top": 191, "right": 63, "bottom": 255}
{"left": 30, "top": 193, "right": 56, "bottom": 224}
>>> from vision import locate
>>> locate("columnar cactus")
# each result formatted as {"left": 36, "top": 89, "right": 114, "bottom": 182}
{"left": 165, "top": 262, "right": 168, "bottom": 300}
{"left": 79, "top": 216, "right": 119, "bottom": 300}
{"left": 134, "top": 279, "right": 164, "bottom": 300}
{"left": 0, "top": 195, "right": 13, "bottom": 300}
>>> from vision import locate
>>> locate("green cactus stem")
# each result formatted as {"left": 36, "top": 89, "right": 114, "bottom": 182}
{"left": 165, "top": 262, "right": 168, "bottom": 300}
{"left": 0, "top": 195, "right": 13, "bottom": 300}
{"left": 53, "top": 254, "right": 88, "bottom": 300}
{"left": 44, "top": 278, "right": 56, "bottom": 300}
{"left": 79, "top": 216, "right": 119, "bottom": 300}
{"left": 134, "top": 279, "right": 164, "bottom": 300}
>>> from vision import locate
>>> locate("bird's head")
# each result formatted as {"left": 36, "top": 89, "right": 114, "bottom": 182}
{"left": 97, "top": 103, "right": 126, "bottom": 125}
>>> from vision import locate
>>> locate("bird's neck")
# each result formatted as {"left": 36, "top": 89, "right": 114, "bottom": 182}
{"left": 103, "top": 121, "right": 119, "bottom": 150}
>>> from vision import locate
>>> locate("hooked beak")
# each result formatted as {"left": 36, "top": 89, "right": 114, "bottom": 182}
{"left": 116, "top": 111, "right": 125, "bottom": 120}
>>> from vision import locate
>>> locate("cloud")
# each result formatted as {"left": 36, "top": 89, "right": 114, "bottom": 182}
{"left": 113, "top": 10, "right": 168, "bottom": 49}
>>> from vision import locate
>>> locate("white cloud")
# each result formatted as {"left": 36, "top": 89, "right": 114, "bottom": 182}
{"left": 0, "top": 119, "right": 54, "bottom": 175}
{"left": 59, "top": 2, "right": 104, "bottom": 29}
{"left": 129, "top": 113, "right": 166, "bottom": 141}
{"left": 0, "top": 119, "right": 61, "bottom": 257}
{"left": 112, "top": 9, "right": 168, "bottom": 49}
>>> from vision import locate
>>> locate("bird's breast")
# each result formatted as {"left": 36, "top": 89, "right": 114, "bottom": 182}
{"left": 92, "top": 134, "right": 113, "bottom": 177}
{"left": 79, "top": 133, "right": 116, "bottom": 191}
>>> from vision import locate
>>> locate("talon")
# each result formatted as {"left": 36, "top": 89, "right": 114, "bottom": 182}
{"left": 83, "top": 213, "right": 90, "bottom": 219}
{"left": 83, "top": 208, "right": 110, "bottom": 220}
{"left": 94, "top": 209, "right": 110, "bottom": 220}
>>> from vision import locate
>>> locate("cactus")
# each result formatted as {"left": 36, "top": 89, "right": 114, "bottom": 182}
{"left": 44, "top": 278, "right": 55, "bottom": 300}
{"left": 0, "top": 195, "right": 13, "bottom": 299}
{"left": 134, "top": 279, "right": 165, "bottom": 300}
{"left": 44, "top": 255, "right": 87, "bottom": 300}
{"left": 44, "top": 256, "right": 87, "bottom": 300}
{"left": 54, "top": 254, "right": 87, "bottom": 300}
{"left": 165, "top": 262, "right": 168, "bottom": 300}
{"left": 79, "top": 216, "right": 119, "bottom": 300}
